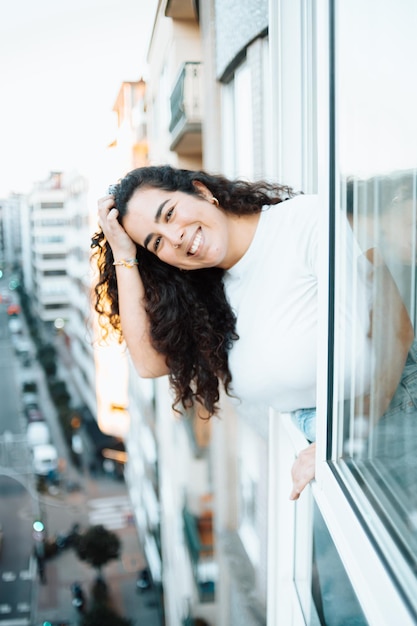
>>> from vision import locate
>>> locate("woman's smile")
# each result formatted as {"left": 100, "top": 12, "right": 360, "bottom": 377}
{"left": 188, "top": 227, "right": 203, "bottom": 256}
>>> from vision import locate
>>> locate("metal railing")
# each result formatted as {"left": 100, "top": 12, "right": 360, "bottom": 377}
{"left": 169, "top": 62, "right": 203, "bottom": 134}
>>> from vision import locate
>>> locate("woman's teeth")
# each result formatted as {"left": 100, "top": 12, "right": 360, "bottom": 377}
{"left": 189, "top": 230, "right": 202, "bottom": 255}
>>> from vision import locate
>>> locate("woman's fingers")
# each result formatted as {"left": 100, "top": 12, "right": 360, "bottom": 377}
{"left": 97, "top": 195, "right": 117, "bottom": 227}
{"left": 289, "top": 442, "right": 316, "bottom": 500}
{"left": 97, "top": 195, "right": 136, "bottom": 257}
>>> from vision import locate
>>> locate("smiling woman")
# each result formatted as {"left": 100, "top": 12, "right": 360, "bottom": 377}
{"left": 91, "top": 164, "right": 320, "bottom": 497}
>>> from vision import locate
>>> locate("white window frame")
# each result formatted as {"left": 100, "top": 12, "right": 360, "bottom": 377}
{"left": 220, "top": 58, "right": 254, "bottom": 180}
{"left": 268, "top": 0, "right": 417, "bottom": 624}
{"left": 315, "top": 1, "right": 417, "bottom": 623}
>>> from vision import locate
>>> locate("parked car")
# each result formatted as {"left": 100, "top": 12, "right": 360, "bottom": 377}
{"left": 7, "top": 303, "right": 20, "bottom": 315}
{"left": 32, "top": 444, "right": 58, "bottom": 476}
{"left": 22, "top": 391, "right": 38, "bottom": 408}
{"left": 26, "top": 407, "right": 44, "bottom": 423}
{"left": 0, "top": 289, "right": 11, "bottom": 304}
{"left": 22, "top": 380, "right": 38, "bottom": 393}
{"left": 12, "top": 337, "right": 31, "bottom": 361}
{"left": 8, "top": 317, "right": 22, "bottom": 334}
{"left": 27, "top": 422, "right": 50, "bottom": 447}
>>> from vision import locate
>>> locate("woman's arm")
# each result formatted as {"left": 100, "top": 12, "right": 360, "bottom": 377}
{"left": 363, "top": 247, "right": 414, "bottom": 420}
{"left": 98, "top": 196, "right": 169, "bottom": 378}
{"left": 288, "top": 246, "right": 414, "bottom": 501}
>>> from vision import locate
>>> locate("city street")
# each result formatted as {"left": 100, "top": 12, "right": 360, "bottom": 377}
{"left": 0, "top": 289, "right": 163, "bottom": 625}
{"left": 0, "top": 476, "right": 33, "bottom": 625}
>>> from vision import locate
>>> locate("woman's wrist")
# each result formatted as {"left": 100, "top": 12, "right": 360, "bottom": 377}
{"left": 113, "top": 258, "right": 139, "bottom": 268}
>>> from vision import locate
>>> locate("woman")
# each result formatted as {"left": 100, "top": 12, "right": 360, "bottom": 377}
{"left": 92, "top": 165, "right": 329, "bottom": 498}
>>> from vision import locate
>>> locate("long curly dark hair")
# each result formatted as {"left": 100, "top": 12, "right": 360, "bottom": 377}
{"left": 91, "top": 165, "right": 293, "bottom": 416}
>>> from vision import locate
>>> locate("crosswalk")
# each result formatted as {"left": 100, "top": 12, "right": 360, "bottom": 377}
{"left": 87, "top": 495, "right": 133, "bottom": 530}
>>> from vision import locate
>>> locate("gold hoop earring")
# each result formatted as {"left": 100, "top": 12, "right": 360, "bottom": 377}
{"left": 212, "top": 197, "right": 219, "bottom": 207}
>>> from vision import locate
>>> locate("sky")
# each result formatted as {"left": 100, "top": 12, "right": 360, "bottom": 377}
{"left": 0, "top": 0, "right": 157, "bottom": 197}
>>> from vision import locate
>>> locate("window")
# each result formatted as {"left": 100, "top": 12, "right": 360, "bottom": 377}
{"left": 42, "top": 254, "right": 66, "bottom": 260}
{"left": 331, "top": 0, "right": 417, "bottom": 616}
{"left": 221, "top": 57, "right": 254, "bottom": 180}
{"left": 40, "top": 202, "right": 64, "bottom": 209}
{"left": 35, "top": 236, "right": 64, "bottom": 244}
{"left": 43, "top": 270, "right": 66, "bottom": 277}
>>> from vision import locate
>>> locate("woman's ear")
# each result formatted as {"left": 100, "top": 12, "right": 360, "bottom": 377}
{"left": 193, "top": 180, "right": 213, "bottom": 200}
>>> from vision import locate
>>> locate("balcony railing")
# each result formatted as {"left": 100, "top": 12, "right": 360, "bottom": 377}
{"left": 169, "top": 62, "right": 203, "bottom": 155}
{"left": 182, "top": 504, "right": 216, "bottom": 603}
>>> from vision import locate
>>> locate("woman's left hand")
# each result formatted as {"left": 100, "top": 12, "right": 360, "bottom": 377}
{"left": 289, "top": 442, "right": 316, "bottom": 500}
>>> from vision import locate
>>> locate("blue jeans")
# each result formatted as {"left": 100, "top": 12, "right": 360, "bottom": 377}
{"left": 291, "top": 407, "right": 317, "bottom": 442}
{"left": 291, "top": 339, "right": 417, "bottom": 445}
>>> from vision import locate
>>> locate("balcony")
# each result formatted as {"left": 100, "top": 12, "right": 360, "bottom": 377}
{"left": 169, "top": 62, "right": 203, "bottom": 156}
{"left": 182, "top": 502, "right": 216, "bottom": 603}
{"left": 165, "top": 0, "right": 198, "bottom": 20}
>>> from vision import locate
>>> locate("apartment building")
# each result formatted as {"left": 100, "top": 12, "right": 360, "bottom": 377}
{"left": 114, "top": 1, "right": 417, "bottom": 625}
{"left": 63, "top": 171, "right": 97, "bottom": 414}
{"left": 122, "top": 2, "right": 271, "bottom": 625}
{"left": 0, "top": 194, "right": 23, "bottom": 272}
{"left": 24, "top": 172, "right": 70, "bottom": 332}
{"left": 92, "top": 78, "right": 150, "bottom": 439}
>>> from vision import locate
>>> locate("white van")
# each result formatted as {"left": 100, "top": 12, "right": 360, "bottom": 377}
{"left": 27, "top": 422, "right": 50, "bottom": 447}
{"left": 32, "top": 444, "right": 58, "bottom": 476}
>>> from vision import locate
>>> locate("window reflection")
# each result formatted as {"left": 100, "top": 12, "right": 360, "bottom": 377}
{"left": 337, "top": 170, "right": 417, "bottom": 561}
{"left": 334, "top": 0, "right": 417, "bottom": 601}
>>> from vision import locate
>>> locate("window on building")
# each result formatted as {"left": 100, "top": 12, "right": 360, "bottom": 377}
{"left": 40, "top": 202, "right": 64, "bottom": 209}
{"left": 41, "top": 253, "right": 66, "bottom": 260}
{"left": 37, "top": 219, "right": 67, "bottom": 226}
{"left": 43, "top": 270, "right": 67, "bottom": 277}
{"left": 44, "top": 303, "right": 68, "bottom": 310}
{"left": 35, "top": 236, "right": 64, "bottom": 244}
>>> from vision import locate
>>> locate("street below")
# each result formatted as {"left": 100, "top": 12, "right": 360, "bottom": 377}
{"left": 0, "top": 285, "right": 163, "bottom": 625}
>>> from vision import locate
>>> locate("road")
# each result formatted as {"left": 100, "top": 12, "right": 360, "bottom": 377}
{"left": 0, "top": 286, "right": 163, "bottom": 625}
{"left": 0, "top": 304, "right": 26, "bottom": 437}
{"left": 0, "top": 293, "right": 36, "bottom": 625}
{"left": 0, "top": 476, "right": 33, "bottom": 626}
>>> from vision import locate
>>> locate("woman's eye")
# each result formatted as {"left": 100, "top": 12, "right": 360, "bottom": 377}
{"left": 166, "top": 208, "right": 174, "bottom": 221}
{"left": 154, "top": 236, "right": 162, "bottom": 252}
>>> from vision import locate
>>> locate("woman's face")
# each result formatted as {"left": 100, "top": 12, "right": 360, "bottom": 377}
{"left": 122, "top": 184, "right": 235, "bottom": 270}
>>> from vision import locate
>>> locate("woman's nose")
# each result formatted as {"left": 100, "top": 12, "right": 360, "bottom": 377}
{"left": 172, "top": 232, "right": 184, "bottom": 249}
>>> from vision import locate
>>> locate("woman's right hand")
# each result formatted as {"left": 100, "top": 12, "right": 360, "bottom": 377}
{"left": 97, "top": 194, "right": 137, "bottom": 258}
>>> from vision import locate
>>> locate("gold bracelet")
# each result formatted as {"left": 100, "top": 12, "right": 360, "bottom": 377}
{"left": 112, "top": 258, "right": 139, "bottom": 268}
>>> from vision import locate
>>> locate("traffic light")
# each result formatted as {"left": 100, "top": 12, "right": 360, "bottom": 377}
{"left": 33, "top": 520, "right": 45, "bottom": 533}
{"left": 33, "top": 520, "right": 45, "bottom": 547}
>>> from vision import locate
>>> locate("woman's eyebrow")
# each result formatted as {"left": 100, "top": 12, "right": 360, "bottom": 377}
{"left": 144, "top": 198, "right": 170, "bottom": 249}
{"left": 155, "top": 199, "right": 170, "bottom": 223}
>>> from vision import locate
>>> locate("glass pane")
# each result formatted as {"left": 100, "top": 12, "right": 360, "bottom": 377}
{"left": 333, "top": 0, "right": 417, "bottom": 605}
{"left": 312, "top": 503, "right": 368, "bottom": 626}
{"left": 294, "top": 500, "right": 368, "bottom": 625}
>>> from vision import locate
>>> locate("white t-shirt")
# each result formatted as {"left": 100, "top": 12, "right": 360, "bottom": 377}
{"left": 223, "top": 194, "right": 372, "bottom": 413}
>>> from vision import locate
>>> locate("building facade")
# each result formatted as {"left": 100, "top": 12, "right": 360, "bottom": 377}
{"left": 91, "top": 1, "right": 417, "bottom": 625}
{"left": 24, "top": 172, "right": 70, "bottom": 332}
{"left": 0, "top": 194, "right": 23, "bottom": 274}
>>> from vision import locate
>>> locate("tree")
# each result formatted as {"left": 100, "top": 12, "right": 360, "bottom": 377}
{"left": 49, "top": 379, "right": 71, "bottom": 405}
{"left": 81, "top": 604, "right": 132, "bottom": 626}
{"left": 37, "top": 343, "right": 57, "bottom": 377}
{"left": 75, "top": 525, "right": 121, "bottom": 576}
